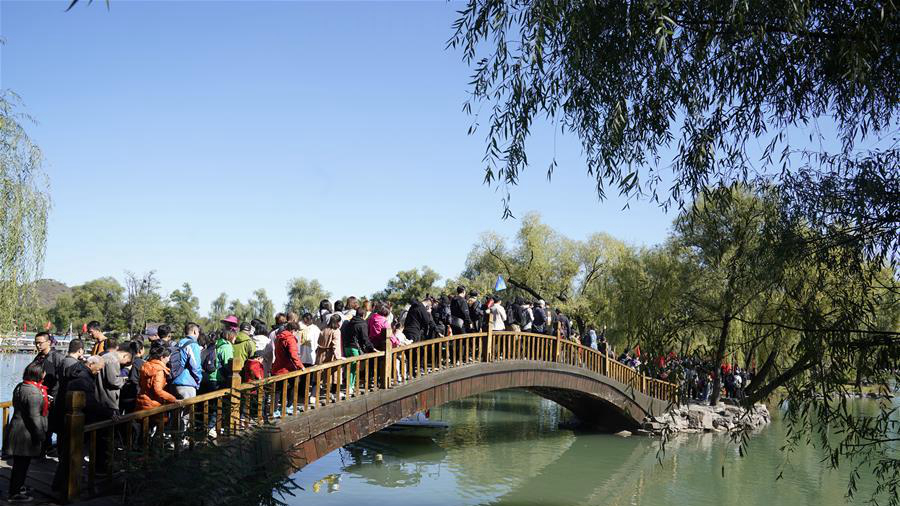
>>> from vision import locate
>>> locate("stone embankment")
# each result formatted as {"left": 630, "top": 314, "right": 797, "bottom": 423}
{"left": 636, "top": 402, "right": 771, "bottom": 436}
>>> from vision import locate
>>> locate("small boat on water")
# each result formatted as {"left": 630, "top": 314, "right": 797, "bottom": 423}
{"left": 379, "top": 411, "right": 449, "bottom": 438}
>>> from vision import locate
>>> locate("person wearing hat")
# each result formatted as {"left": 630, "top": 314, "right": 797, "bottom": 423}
{"left": 221, "top": 315, "right": 239, "bottom": 331}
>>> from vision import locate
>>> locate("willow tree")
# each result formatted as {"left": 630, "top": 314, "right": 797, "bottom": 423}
{"left": 285, "top": 277, "right": 330, "bottom": 316}
{"left": 373, "top": 267, "right": 441, "bottom": 310}
{"left": 0, "top": 93, "right": 50, "bottom": 334}
{"left": 452, "top": 1, "right": 898, "bottom": 502}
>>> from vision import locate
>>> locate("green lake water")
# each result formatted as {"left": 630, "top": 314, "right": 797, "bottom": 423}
{"left": 289, "top": 389, "right": 889, "bottom": 506}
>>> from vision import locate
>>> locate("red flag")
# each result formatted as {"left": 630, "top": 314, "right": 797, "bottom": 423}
{"left": 82, "top": 323, "right": 88, "bottom": 333}
{"left": 23, "top": 323, "right": 27, "bottom": 332}
{"left": 634, "top": 345, "right": 641, "bottom": 357}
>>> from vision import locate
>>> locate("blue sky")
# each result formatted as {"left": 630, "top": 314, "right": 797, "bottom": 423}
{"left": 1, "top": 0, "right": 675, "bottom": 310}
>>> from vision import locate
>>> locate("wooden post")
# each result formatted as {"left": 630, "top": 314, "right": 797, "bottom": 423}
{"left": 228, "top": 361, "right": 241, "bottom": 435}
{"left": 383, "top": 338, "right": 393, "bottom": 389}
{"left": 485, "top": 313, "right": 494, "bottom": 362}
{"left": 62, "top": 391, "right": 86, "bottom": 503}
{"left": 555, "top": 321, "right": 562, "bottom": 362}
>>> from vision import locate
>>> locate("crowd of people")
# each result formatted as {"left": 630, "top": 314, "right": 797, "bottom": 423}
{"left": 2, "top": 288, "right": 589, "bottom": 503}
{"left": 2, "top": 286, "right": 764, "bottom": 502}
{"left": 642, "top": 353, "right": 756, "bottom": 403}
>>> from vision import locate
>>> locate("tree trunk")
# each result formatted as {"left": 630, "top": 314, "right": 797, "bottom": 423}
{"left": 745, "top": 350, "right": 816, "bottom": 406}
{"left": 744, "top": 348, "right": 779, "bottom": 398}
{"left": 708, "top": 317, "right": 731, "bottom": 406}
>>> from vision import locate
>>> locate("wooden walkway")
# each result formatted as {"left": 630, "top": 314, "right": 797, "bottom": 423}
{"left": 0, "top": 456, "right": 60, "bottom": 505}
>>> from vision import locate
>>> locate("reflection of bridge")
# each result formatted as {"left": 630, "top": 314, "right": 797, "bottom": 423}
{"left": 2, "top": 327, "right": 677, "bottom": 503}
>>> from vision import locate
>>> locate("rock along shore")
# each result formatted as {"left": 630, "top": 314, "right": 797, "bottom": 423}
{"left": 637, "top": 402, "right": 771, "bottom": 436}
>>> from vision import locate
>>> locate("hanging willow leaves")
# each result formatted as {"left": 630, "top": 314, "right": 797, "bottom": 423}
{"left": 0, "top": 92, "right": 50, "bottom": 335}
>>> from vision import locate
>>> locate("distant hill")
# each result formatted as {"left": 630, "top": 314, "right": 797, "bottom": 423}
{"left": 32, "top": 279, "right": 71, "bottom": 309}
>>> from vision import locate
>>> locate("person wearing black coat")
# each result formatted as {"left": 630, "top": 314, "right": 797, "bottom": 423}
{"left": 555, "top": 310, "right": 572, "bottom": 339}
{"left": 467, "top": 296, "right": 483, "bottom": 333}
{"left": 449, "top": 286, "right": 471, "bottom": 335}
{"left": 508, "top": 297, "right": 526, "bottom": 331}
{"left": 403, "top": 299, "right": 436, "bottom": 342}
{"left": 532, "top": 302, "right": 547, "bottom": 333}
{"left": 341, "top": 310, "right": 370, "bottom": 354}
{"left": 52, "top": 356, "right": 116, "bottom": 493}
{"left": 32, "top": 333, "right": 66, "bottom": 399}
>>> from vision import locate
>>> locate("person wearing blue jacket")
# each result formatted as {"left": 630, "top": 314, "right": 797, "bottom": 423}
{"left": 172, "top": 322, "right": 203, "bottom": 400}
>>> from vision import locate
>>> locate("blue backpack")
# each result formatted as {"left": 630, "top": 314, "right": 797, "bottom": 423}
{"left": 169, "top": 339, "right": 195, "bottom": 382}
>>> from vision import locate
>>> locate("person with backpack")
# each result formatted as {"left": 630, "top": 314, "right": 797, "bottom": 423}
{"left": 171, "top": 322, "right": 203, "bottom": 401}
{"left": 199, "top": 332, "right": 220, "bottom": 394}
{"left": 232, "top": 322, "right": 257, "bottom": 373}
{"left": 212, "top": 329, "right": 236, "bottom": 389}
{"left": 433, "top": 295, "right": 452, "bottom": 336}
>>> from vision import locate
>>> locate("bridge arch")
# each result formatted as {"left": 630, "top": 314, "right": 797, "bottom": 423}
{"left": 265, "top": 360, "right": 670, "bottom": 470}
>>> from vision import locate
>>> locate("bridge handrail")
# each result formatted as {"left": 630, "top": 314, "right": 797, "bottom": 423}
{"left": 5, "top": 323, "right": 677, "bottom": 502}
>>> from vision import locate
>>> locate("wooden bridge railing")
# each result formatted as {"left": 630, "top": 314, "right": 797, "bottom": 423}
{"left": 5, "top": 320, "right": 676, "bottom": 502}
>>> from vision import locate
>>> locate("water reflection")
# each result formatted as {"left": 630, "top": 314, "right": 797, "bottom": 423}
{"left": 289, "top": 388, "right": 883, "bottom": 506}
{"left": 339, "top": 435, "right": 447, "bottom": 488}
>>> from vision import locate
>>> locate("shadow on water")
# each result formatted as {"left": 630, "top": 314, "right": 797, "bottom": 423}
{"left": 336, "top": 435, "right": 448, "bottom": 488}
{"left": 288, "top": 390, "right": 891, "bottom": 506}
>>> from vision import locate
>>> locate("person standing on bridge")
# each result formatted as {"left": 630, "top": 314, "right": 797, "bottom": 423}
{"left": 467, "top": 293, "right": 483, "bottom": 333}
{"left": 211, "top": 329, "right": 237, "bottom": 389}
{"left": 272, "top": 322, "right": 304, "bottom": 375}
{"left": 6, "top": 362, "right": 49, "bottom": 503}
{"left": 450, "top": 286, "right": 472, "bottom": 335}
{"left": 490, "top": 297, "right": 507, "bottom": 331}
{"left": 342, "top": 308, "right": 369, "bottom": 388}
{"left": 137, "top": 344, "right": 178, "bottom": 412}
{"left": 171, "top": 322, "right": 203, "bottom": 400}
{"left": 343, "top": 297, "right": 361, "bottom": 321}
{"left": 157, "top": 324, "right": 177, "bottom": 360}
{"left": 315, "top": 314, "right": 343, "bottom": 367}
{"left": 85, "top": 321, "right": 107, "bottom": 356}
{"left": 402, "top": 297, "right": 435, "bottom": 342}
{"left": 232, "top": 322, "right": 257, "bottom": 372}
{"left": 367, "top": 302, "right": 390, "bottom": 351}
{"left": 96, "top": 340, "right": 130, "bottom": 415}
{"left": 32, "top": 332, "right": 65, "bottom": 400}
{"left": 555, "top": 309, "right": 571, "bottom": 340}
{"left": 532, "top": 300, "right": 546, "bottom": 334}
{"left": 250, "top": 319, "right": 270, "bottom": 363}
{"left": 317, "top": 299, "right": 334, "bottom": 329}
{"left": 507, "top": 297, "right": 524, "bottom": 332}
{"left": 263, "top": 313, "right": 288, "bottom": 375}
{"left": 299, "top": 313, "right": 320, "bottom": 369}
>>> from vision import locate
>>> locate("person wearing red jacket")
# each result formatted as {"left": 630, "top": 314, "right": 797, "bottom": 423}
{"left": 272, "top": 322, "right": 304, "bottom": 376}
{"left": 271, "top": 322, "right": 304, "bottom": 413}
{"left": 241, "top": 351, "right": 266, "bottom": 383}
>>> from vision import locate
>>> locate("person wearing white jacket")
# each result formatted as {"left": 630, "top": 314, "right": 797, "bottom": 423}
{"left": 490, "top": 299, "right": 507, "bottom": 331}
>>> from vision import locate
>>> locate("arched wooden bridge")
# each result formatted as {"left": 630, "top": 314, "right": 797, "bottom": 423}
{"left": 2, "top": 327, "right": 677, "bottom": 502}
